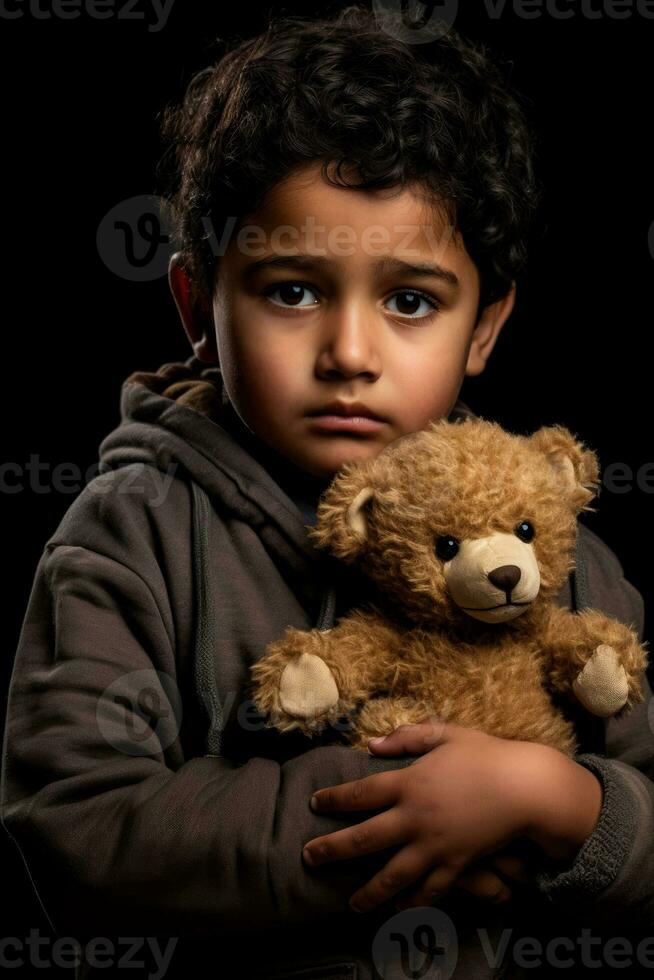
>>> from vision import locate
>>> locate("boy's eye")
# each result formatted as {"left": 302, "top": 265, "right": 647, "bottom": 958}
{"left": 385, "top": 290, "right": 441, "bottom": 319}
{"left": 262, "top": 282, "right": 441, "bottom": 320}
{"left": 264, "top": 282, "right": 319, "bottom": 309}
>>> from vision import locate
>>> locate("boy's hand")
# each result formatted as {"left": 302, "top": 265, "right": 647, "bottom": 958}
{"left": 366, "top": 722, "right": 603, "bottom": 908}
{"left": 303, "top": 720, "right": 545, "bottom": 913}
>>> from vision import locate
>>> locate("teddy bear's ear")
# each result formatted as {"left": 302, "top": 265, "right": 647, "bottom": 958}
{"left": 529, "top": 424, "right": 601, "bottom": 512}
{"left": 345, "top": 486, "right": 375, "bottom": 544}
{"left": 307, "top": 466, "right": 378, "bottom": 563}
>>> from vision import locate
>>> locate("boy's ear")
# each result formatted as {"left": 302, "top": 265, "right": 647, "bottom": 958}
{"left": 465, "top": 281, "right": 516, "bottom": 377}
{"left": 168, "top": 253, "right": 218, "bottom": 364}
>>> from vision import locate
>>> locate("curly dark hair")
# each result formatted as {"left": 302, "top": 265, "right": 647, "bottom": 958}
{"left": 157, "top": 4, "right": 544, "bottom": 316}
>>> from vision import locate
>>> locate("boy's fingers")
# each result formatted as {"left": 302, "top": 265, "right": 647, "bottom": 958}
{"left": 454, "top": 867, "right": 513, "bottom": 904}
{"left": 310, "top": 768, "right": 400, "bottom": 813}
{"left": 488, "top": 853, "right": 531, "bottom": 883}
{"left": 348, "top": 843, "right": 435, "bottom": 913}
{"left": 448, "top": 852, "right": 531, "bottom": 907}
{"left": 303, "top": 809, "right": 404, "bottom": 868}
{"left": 367, "top": 718, "right": 453, "bottom": 756}
{"left": 395, "top": 862, "right": 473, "bottom": 911}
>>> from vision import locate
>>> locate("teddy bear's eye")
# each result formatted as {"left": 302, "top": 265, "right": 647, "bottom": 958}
{"left": 515, "top": 521, "right": 535, "bottom": 543}
{"left": 435, "top": 535, "right": 459, "bottom": 561}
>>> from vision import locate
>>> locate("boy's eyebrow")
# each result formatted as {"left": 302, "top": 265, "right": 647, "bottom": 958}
{"left": 241, "top": 254, "right": 461, "bottom": 291}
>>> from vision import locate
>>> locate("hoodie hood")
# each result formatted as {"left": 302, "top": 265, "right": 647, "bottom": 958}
{"left": 98, "top": 353, "right": 477, "bottom": 597}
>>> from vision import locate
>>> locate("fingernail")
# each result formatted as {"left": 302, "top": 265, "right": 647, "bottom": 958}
{"left": 368, "top": 736, "right": 387, "bottom": 745}
{"left": 310, "top": 794, "right": 319, "bottom": 811}
{"left": 303, "top": 847, "right": 316, "bottom": 866}
{"left": 349, "top": 898, "right": 363, "bottom": 913}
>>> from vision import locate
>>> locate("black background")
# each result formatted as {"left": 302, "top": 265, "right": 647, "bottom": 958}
{"left": 1, "top": 0, "right": 653, "bottom": 973}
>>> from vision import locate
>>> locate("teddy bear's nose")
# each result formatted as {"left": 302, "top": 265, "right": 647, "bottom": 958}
{"left": 487, "top": 564, "right": 521, "bottom": 592}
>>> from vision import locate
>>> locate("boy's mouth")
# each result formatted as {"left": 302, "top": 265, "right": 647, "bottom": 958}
{"left": 306, "top": 415, "right": 386, "bottom": 434}
{"left": 307, "top": 399, "right": 387, "bottom": 422}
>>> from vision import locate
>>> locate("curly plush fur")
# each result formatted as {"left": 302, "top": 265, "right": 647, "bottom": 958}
{"left": 250, "top": 418, "right": 649, "bottom": 755}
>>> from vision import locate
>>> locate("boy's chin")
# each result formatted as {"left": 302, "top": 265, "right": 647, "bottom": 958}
{"left": 301, "top": 442, "right": 389, "bottom": 478}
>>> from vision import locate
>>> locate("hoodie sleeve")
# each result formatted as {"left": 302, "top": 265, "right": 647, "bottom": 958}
{"left": 532, "top": 527, "right": 654, "bottom": 931}
{"left": 0, "top": 477, "right": 413, "bottom": 941}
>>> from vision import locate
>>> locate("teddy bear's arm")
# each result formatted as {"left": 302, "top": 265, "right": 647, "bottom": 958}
{"left": 541, "top": 605, "right": 647, "bottom": 717}
{"left": 250, "top": 610, "right": 403, "bottom": 735}
{"left": 316, "top": 610, "right": 405, "bottom": 688}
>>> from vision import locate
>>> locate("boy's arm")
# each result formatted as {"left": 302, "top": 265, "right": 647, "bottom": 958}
{"left": 0, "top": 488, "right": 412, "bottom": 940}
{"left": 532, "top": 525, "right": 654, "bottom": 930}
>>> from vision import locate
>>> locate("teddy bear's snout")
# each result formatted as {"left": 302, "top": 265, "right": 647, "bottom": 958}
{"left": 442, "top": 531, "right": 541, "bottom": 624}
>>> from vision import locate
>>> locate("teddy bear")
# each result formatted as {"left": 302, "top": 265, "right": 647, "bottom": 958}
{"left": 249, "top": 418, "right": 648, "bottom": 756}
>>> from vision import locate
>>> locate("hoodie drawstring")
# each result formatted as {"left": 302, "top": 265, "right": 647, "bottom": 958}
{"left": 572, "top": 523, "right": 590, "bottom": 614}
{"left": 316, "top": 585, "right": 338, "bottom": 632}
{"left": 190, "top": 481, "right": 224, "bottom": 757}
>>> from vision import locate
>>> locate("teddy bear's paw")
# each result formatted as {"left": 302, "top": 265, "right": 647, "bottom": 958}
{"left": 572, "top": 644, "right": 629, "bottom": 717}
{"left": 279, "top": 653, "right": 340, "bottom": 720}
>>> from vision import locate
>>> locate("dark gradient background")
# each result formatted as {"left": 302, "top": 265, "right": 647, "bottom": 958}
{"left": 1, "top": 2, "right": 652, "bottom": 972}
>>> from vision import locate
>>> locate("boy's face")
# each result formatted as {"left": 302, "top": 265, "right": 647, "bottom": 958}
{"left": 171, "top": 161, "right": 515, "bottom": 480}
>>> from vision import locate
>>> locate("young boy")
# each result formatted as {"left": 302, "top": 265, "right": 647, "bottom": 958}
{"left": 3, "top": 6, "right": 653, "bottom": 980}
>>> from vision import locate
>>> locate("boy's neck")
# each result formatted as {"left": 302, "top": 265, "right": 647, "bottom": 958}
{"left": 219, "top": 398, "right": 332, "bottom": 513}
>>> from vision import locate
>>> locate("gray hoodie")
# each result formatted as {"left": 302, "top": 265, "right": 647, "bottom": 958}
{"left": 2, "top": 356, "right": 653, "bottom": 980}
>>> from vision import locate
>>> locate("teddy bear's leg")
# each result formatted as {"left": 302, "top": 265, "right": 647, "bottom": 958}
{"left": 542, "top": 606, "right": 647, "bottom": 717}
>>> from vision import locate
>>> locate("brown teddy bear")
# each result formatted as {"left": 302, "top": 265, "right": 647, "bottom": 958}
{"left": 249, "top": 418, "right": 648, "bottom": 756}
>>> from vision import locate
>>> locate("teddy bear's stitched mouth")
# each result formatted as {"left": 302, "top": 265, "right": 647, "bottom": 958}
{"left": 460, "top": 600, "right": 532, "bottom": 611}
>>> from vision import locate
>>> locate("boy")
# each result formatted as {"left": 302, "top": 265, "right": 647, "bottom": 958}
{"left": 2, "top": 6, "right": 653, "bottom": 979}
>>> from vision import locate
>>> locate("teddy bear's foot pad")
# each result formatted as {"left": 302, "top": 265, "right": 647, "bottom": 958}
{"left": 279, "top": 653, "right": 340, "bottom": 719}
{"left": 572, "top": 644, "right": 629, "bottom": 717}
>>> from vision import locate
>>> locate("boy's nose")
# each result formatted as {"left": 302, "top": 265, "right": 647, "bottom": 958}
{"left": 315, "top": 314, "right": 382, "bottom": 379}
